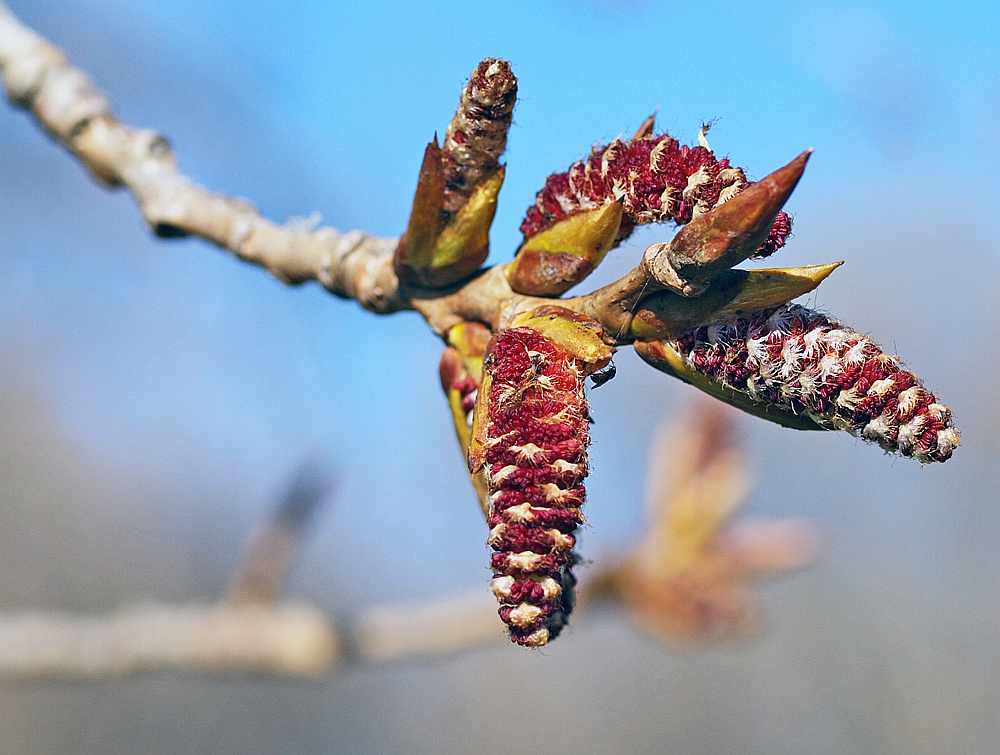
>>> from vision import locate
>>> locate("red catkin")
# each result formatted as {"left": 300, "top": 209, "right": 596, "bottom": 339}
{"left": 667, "top": 305, "right": 960, "bottom": 463}
{"left": 482, "top": 327, "right": 591, "bottom": 646}
{"left": 442, "top": 58, "right": 517, "bottom": 218}
{"left": 520, "top": 133, "right": 791, "bottom": 257}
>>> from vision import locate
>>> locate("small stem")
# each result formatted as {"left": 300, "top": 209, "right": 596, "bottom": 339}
{"left": 569, "top": 263, "right": 658, "bottom": 343}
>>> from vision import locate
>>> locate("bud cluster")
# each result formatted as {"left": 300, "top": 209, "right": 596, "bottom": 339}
{"left": 481, "top": 327, "right": 590, "bottom": 646}
{"left": 520, "top": 134, "right": 791, "bottom": 257}
{"left": 666, "top": 304, "right": 959, "bottom": 463}
{"left": 394, "top": 60, "right": 515, "bottom": 288}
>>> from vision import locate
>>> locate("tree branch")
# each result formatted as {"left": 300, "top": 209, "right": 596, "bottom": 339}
{"left": 0, "top": 603, "right": 340, "bottom": 678}
{"left": 0, "top": 2, "right": 402, "bottom": 310}
{"left": 0, "top": 2, "right": 805, "bottom": 343}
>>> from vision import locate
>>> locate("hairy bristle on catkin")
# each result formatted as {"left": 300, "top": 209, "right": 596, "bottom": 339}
{"left": 483, "top": 327, "right": 590, "bottom": 646}
{"left": 442, "top": 58, "right": 516, "bottom": 218}
{"left": 668, "top": 304, "right": 959, "bottom": 463}
{"left": 520, "top": 133, "right": 790, "bottom": 258}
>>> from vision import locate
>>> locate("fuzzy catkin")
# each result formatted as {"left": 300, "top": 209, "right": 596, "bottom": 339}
{"left": 442, "top": 59, "right": 516, "bottom": 218}
{"left": 482, "top": 328, "right": 590, "bottom": 646}
{"left": 668, "top": 304, "right": 959, "bottom": 463}
{"left": 520, "top": 134, "right": 791, "bottom": 257}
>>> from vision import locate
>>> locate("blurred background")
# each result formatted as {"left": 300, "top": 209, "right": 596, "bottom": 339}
{"left": 1, "top": 0, "right": 998, "bottom": 752}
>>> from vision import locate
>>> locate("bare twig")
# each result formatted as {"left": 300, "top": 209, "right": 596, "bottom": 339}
{"left": 0, "top": 2, "right": 812, "bottom": 344}
{"left": 0, "top": 594, "right": 504, "bottom": 678}
{"left": 348, "top": 590, "right": 502, "bottom": 663}
{"left": 0, "top": 603, "right": 340, "bottom": 678}
{"left": 0, "top": 2, "right": 399, "bottom": 309}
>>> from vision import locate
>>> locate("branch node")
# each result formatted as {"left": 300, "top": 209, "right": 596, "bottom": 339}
{"left": 641, "top": 242, "right": 708, "bottom": 297}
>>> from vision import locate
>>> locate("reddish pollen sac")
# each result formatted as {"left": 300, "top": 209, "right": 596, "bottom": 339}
{"left": 668, "top": 305, "right": 960, "bottom": 463}
{"left": 451, "top": 374, "right": 478, "bottom": 413}
{"left": 520, "top": 133, "right": 791, "bottom": 258}
{"left": 483, "top": 327, "right": 590, "bottom": 646}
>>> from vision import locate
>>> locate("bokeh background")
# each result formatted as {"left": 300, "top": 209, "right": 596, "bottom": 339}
{"left": 1, "top": 0, "right": 998, "bottom": 752}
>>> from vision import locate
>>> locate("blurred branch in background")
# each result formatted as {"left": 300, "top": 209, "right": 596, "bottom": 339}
{"left": 0, "top": 461, "right": 342, "bottom": 678}
{"left": 0, "top": 405, "right": 819, "bottom": 678}
{"left": 601, "top": 401, "right": 820, "bottom": 645}
{"left": 227, "top": 462, "right": 332, "bottom": 606}
{"left": 351, "top": 401, "right": 822, "bottom": 658}
{"left": 348, "top": 590, "right": 501, "bottom": 663}
{"left": 0, "top": 603, "right": 339, "bottom": 678}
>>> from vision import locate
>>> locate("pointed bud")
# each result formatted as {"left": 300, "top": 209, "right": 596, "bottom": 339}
{"left": 658, "top": 151, "right": 810, "bottom": 287}
{"left": 631, "top": 113, "right": 657, "bottom": 141}
{"left": 395, "top": 138, "right": 445, "bottom": 272}
{"left": 427, "top": 166, "right": 504, "bottom": 278}
{"left": 508, "top": 202, "right": 623, "bottom": 296}
{"left": 395, "top": 59, "right": 516, "bottom": 289}
{"left": 395, "top": 163, "right": 505, "bottom": 288}
{"left": 446, "top": 320, "right": 492, "bottom": 383}
{"left": 440, "top": 342, "right": 490, "bottom": 514}
{"left": 439, "top": 347, "right": 475, "bottom": 452}
{"left": 630, "top": 262, "right": 841, "bottom": 340}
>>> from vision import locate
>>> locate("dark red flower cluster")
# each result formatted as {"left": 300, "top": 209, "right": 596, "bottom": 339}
{"left": 520, "top": 134, "right": 791, "bottom": 257}
{"left": 669, "top": 305, "right": 959, "bottom": 463}
{"left": 482, "top": 327, "right": 590, "bottom": 646}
